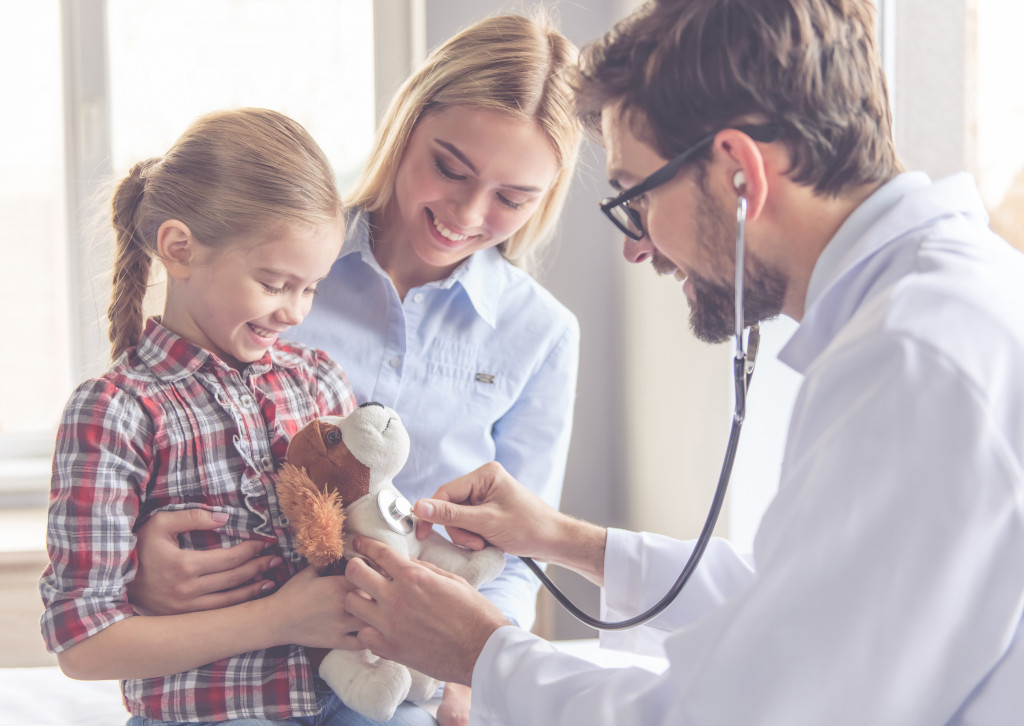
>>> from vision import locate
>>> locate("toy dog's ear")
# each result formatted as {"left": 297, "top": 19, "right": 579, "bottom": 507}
{"left": 285, "top": 418, "right": 371, "bottom": 503}
{"left": 276, "top": 462, "right": 346, "bottom": 567}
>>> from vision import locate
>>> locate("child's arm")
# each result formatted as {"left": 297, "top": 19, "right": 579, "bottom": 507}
{"left": 57, "top": 566, "right": 363, "bottom": 680}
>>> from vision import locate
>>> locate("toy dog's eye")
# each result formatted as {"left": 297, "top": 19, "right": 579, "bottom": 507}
{"left": 324, "top": 427, "right": 342, "bottom": 445}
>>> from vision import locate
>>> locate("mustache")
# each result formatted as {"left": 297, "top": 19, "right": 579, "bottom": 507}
{"left": 650, "top": 251, "right": 678, "bottom": 276}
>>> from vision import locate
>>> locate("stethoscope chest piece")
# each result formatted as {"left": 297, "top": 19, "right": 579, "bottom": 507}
{"left": 377, "top": 490, "right": 416, "bottom": 534}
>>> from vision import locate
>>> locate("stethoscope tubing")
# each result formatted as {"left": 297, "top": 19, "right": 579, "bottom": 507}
{"left": 518, "top": 403, "right": 748, "bottom": 630}
{"left": 522, "top": 193, "right": 756, "bottom": 631}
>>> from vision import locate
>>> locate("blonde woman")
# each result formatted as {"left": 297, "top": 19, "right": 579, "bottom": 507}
{"left": 130, "top": 14, "right": 584, "bottom": 726}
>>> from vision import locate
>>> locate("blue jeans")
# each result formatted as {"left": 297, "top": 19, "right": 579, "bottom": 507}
{"left": 125, "top": 679, "right": 437, "bottom": 726}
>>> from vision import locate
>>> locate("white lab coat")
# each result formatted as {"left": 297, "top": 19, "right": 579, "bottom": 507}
{"left": 470, "top": 173, "right": 1024, "bottom": 725}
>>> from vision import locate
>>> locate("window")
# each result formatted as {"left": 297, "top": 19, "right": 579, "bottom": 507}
{"left": 0, "top": 0, "right": 377, "bottom": 505}
{"left": 0, "top": 2, "right": 68, "bottom": 438}
{"left": 973, "top": 2, "right": 1024, "bottom": 251}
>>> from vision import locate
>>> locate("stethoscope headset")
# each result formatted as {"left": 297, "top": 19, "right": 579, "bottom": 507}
{"left": 520, "top": 174, "right": 760, "bottom": 630}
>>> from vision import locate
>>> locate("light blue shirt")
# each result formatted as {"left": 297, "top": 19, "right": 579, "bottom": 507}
{"left": 288, "top": 211, "right": 580, "bottom": 629}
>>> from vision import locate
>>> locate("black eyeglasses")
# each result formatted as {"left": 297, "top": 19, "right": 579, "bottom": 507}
{"left": 599, "top": 124, "right": 784, "bottom": 240}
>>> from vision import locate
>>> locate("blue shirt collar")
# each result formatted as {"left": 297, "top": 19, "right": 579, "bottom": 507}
{"left": 341, "top": 210, "right": 505, "bottom": 328}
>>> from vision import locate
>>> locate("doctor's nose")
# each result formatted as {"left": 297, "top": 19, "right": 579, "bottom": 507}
{"left": 623, "top": 234, "right": 654, "bottom": 264}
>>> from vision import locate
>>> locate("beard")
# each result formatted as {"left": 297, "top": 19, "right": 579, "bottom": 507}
{"left": 653, "top": 170, "right": 787, "bottom": 345}
{"left": 687, "top": 256, "right": 786, "bottom": 344}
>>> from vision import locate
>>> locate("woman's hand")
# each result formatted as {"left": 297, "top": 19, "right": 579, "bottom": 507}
{"left": 343, "top": 537, "right": 511, "bottom": 686}
{"left": 128, "top": 509, "right": 281, "bottom": 614}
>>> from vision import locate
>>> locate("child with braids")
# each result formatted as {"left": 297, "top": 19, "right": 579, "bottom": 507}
{"left": 39, "top": 108, "right": 366, "bottom": 723}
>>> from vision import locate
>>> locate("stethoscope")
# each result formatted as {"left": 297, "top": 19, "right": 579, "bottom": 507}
{"left": 519, "top": 193, "right": 760, "bottom": 631}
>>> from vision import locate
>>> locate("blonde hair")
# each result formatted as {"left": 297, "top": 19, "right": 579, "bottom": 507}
{"left": 347, "top": 13, "right": 582, "bottom": 273}
{"left": 108, "top": 108, "right": 342, "bottom": 361}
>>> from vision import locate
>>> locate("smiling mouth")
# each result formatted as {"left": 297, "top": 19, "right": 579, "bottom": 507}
{"left": 428, "top": 209, "right": 474, "bottom": 242}
{"left": 249, "top": 323, "right": 282, "bottom": 339}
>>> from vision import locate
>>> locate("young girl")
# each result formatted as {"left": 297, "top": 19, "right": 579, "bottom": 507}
{"left": 39, "top": 108, "right": 361, "bottom": 723}
{"left": 131, "top": 13, "right": 584, "bottom": 725}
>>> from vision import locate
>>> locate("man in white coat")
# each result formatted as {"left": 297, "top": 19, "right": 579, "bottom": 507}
{"left": 342, "top": 0, "right": 1024, "bottom": 723}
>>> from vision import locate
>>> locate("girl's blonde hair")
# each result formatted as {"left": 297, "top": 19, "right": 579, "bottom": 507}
{"left": 347, "top": 13, "right": 582, "bottom": 273}
{"left": 108, "top": 108, "right": 342, "bottom": 361}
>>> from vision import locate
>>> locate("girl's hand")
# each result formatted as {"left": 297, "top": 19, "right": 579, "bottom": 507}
{"left": 265, "top": 566, "right": 364, "bottom": 650}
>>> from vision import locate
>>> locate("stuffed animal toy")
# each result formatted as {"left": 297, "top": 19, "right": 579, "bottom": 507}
{"left": 275, "top": 402, "right": 506, "bottom": 721}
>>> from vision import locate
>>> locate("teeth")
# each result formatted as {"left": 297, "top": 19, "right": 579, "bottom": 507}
{"left": 432, "top": 215, "right": 470, "bottom": 242}
{"left": 250, "top": 324, "right": 278, "bottom": 338}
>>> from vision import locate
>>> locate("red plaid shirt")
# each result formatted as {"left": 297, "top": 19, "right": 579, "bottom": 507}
{"left": 40, "top": 318, "right": 356, "bottom": 721}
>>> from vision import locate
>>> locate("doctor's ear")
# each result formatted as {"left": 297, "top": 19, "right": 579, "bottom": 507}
{"left": 157, "top": 220, "right": 197, "bottom": 279}
{"left": 713, "top": 128, "right": 768, "bottom": 219}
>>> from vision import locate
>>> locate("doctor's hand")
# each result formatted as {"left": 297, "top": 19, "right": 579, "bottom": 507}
{"left": 344, "top": 536, "right": 511, "bottom": 687}
{"left": 128, "top": 509, "right": 281, "bottom": 615}
{"left": 413, "top": 462, "right": 563, "bottom": 559}
{"left": 414, "top": 462, "right": 608, "bottom": 584}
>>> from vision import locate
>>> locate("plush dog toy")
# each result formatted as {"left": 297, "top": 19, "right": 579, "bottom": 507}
{"left": 275, "top": 402, "right": 506, "bottom": 721}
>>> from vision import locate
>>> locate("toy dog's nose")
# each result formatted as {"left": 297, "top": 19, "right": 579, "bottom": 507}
{"left": 359, "top": 401, "right": 384, "bottom": 409}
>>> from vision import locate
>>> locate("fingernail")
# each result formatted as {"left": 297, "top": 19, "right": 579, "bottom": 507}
{"left": 269, "top": 557, "right": 283, "bottom": 568}
{"left": 211, "top": 511, "right": 229, "bottom": 524}
{"left": 260, "top": 580, "right": 275, "bottom": 592}
{"left": 418, "top": 501, "right": 435, "bottom": 518}
{"left": 352, "top": 536, "right": 364, "bottom": 553}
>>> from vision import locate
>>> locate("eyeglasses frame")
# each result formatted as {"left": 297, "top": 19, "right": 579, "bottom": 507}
{"left": 599, "top": 124, "right": 785, "bottom": 241}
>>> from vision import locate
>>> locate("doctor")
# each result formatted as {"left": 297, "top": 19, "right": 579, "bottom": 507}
{"left": 340, "top": 0, "right": 1024, "bottom": 723}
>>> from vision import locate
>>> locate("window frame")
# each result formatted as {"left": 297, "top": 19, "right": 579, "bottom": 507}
{"left": 0, "top": 0, "right": 417, "bottom": 507}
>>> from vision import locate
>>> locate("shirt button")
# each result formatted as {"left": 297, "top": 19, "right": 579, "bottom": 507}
{"left": 390, "top": 356, "right": 402, "bottom": 368}
{"left": 240, "top": 394, "right": 255, "bottom": 409}
{"left": 261, "top": 455, "right": 274, "bottom": 472}
{"left": 412, "top": 293, "right": 425, "bottom": 304}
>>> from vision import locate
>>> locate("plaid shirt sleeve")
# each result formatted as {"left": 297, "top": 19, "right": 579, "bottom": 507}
{"left": 40, "top": 376, "right": 153, "bottom": 653}
{"left": 313, "top": 348, "right": 358, "bottom": 416}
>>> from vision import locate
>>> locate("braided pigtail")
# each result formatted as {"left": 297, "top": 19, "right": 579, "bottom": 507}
{"left": 108, "top": 158, "right": 160, "bottom": 361}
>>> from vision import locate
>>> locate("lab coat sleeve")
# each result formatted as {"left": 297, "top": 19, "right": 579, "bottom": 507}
{"left": 468, "top": 333, "right": 1024, "bottom": 725}
{"left": 471, "top": 626, "right": 676, "bottom": 726}
{"left": 600, "top": 528, "right": 756, "bottom": 657}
